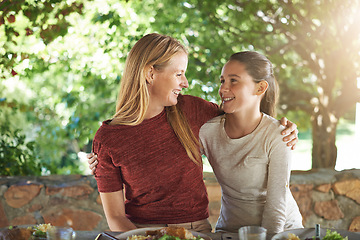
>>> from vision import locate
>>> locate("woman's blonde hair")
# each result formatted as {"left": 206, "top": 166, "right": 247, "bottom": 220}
{"left": 111, "top": 33, "right": 201, "bottom": 165}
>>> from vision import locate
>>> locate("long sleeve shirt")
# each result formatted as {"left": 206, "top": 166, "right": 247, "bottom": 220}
{"left": 199, "top": 114, "right": 303, "bottom": 234}
{"left": 93, "top": 94, "right": 219, "bottom": 224}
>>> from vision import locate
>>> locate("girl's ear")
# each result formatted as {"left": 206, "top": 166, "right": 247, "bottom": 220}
{"left": 145, "top": 65, "right": 154, "bottom": 85}
{"left": 256, "top": 81, "right": 268, "bottom": 95}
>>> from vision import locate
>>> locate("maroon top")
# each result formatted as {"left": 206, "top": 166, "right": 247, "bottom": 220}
{"left": 93, "top": 94, "right": 220, "bottom": 224}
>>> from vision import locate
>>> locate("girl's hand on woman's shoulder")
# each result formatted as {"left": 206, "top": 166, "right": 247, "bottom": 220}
{"left": 87, "top": 153, "right": 98, "bottom": 175}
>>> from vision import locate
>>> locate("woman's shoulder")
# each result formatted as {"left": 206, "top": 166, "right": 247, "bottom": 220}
{"left": 94, "top": 119, "right": 124, "bottom": 139}
{"left": 178, "top": 94, "right": 220, "bottom": 124}
{"left": 179, "top": 94, "right": 218, "bottom": 109}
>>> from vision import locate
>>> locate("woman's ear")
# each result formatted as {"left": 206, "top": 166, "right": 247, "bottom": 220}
{"left": 256, "top": 81, "right": 268, "bottom": 95}
{"left": 145, "top": 65, "right": 154, "bottom": 85}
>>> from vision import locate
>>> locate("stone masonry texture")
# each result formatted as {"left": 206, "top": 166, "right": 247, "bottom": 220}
{"left": 0, "top": 169, "right": 360, "bottom": 232}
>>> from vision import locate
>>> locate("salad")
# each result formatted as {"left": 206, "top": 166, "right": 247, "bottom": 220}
{"left": 27, "top": 223, "right": 53, "bottom": 238}
{"left": 127, "top": 235, "right": 205, "bottom": 240}
{"left": 126, "top": 227, "right": 205, "bottom": 240}
{"left": 287, "top": 229, "right": 349, "bottom": 240}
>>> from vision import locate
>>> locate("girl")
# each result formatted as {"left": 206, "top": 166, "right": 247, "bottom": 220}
{"left": 199, "top": 51, "right": 303, "bottom": 236}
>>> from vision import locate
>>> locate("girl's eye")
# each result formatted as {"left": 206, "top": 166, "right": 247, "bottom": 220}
{"left": 231, "top": 78, "right": 237, "bottom": 83}
{"left": 177, "top": 73, "right": 182, "bottom": 77}
{"left": 220, "top": 79, "right": 225, "bottom": 84}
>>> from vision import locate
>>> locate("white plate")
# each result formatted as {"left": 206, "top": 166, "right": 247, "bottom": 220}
{"left": 271, "top": 227, "right": 360, "bottom": 240}
{"left": 116, "top": 227, "right": 212, "bottom": 240}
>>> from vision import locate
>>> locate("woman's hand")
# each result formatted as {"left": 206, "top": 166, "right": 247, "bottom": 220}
{"left": 100, "top": 190, "right": 137, "bottom": 231}
{"left": 279, "top": 117, "right": 299, "bottom": 150}
{"left": 87, "top": 153, "right": 98, "bottom": 175}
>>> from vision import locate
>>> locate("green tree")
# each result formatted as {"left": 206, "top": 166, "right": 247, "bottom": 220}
{"left": 0, "top": 111, "right": 42, "bottom": 176}
{"left": 1, "top": 0, "right": 359, "bottom": 174}
{"left": 1, "top": 0, "right": 156, "bottom": 174}
{"left": 0, "top": 0, "right": 87, "bottom": 174}
{"left": 150, "top": 0, "right": 360, "bottom": 169}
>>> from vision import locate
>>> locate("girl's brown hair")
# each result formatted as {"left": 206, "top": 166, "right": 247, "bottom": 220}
{"left": 111, "top": 33, "right": 201, "bottom": 165}
{"left": 229, "top": 51, "right": 279, "bottom": 117}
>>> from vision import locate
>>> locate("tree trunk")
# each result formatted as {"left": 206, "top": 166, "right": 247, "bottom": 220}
{"left": 311, "top": 110, "right": 338, "bottom": 169}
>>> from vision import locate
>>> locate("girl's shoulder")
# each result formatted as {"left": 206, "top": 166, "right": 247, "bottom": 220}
{"left": 202, "top": 115, "right": 224, "bottom": 127}
{"left": 260, "top": 114, "right": 286, "bottom": 141}
{"left": 261, "top": 114, "right": 285, "bottom": 131}
{"left": 199, "top": 115, "right": 224, "bottom": 136}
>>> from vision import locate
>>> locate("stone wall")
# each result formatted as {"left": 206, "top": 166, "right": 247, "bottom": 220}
{"left": 205, "top": 169, "right": 360, "bottom": 232}
{"left": 0, "top": 175, "right": 108, "bottom": 231}
{"left": 1, "top": 169, "right": 360, "bottom": 232}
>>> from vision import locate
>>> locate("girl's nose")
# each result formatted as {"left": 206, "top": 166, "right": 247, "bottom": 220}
{"left": 219, "top": 84, "right": 229, "bottom": 93}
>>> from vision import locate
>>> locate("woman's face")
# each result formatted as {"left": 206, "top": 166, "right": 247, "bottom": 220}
{"left": 219, "top": 60, "right": 259, "bottom": 114}
{"left": 149, "top": 51, "right": 189, "bottom": 109}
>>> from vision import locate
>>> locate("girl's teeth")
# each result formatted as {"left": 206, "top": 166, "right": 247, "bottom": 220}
{"left": 223, "top": 97, "right": 234, "bottom": 102}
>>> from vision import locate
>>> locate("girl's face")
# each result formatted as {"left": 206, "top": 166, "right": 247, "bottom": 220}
{"left": 148, "top": 51, "right": 189, "bottom": 109}
{"left": 219, "top": 60, "right": 260, "bottom": 114}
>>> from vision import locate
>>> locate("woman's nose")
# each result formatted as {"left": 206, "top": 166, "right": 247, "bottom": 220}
{"left": 180, "top": 76, "right": 189, "bottom": 88}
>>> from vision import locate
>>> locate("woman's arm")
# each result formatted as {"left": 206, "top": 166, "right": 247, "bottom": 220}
{"left": 279, "top": 117, "right": 298, "bottom": 150}
{"left": 100, "top": 190, "right": 137, "bottom": 231}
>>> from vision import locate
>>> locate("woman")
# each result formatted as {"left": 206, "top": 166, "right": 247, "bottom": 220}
{"left": 199, "top": 51, "right": 303, "bottom": 236}
{"left": 90, "top": 33, "right": 298, "bottom": 233}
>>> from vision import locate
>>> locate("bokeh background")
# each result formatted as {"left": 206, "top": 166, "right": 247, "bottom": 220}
{"left": 1, "top": 0, "right": 359, "bottom": 176}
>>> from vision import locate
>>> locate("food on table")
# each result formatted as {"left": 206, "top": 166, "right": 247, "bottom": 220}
{"left": 322, "top": 229, "right": 348, "bottom": 240}
{"left": 127, "top": 235, "right": 149, "bottom": 240}
{"left": 0, "top": 223, "right": 53, "bottom": 240}
{"left": 286, "top": 233, "right": 300, "bottom": 240}
{"left": 0, "top": 226, "right": 32, "bottom": 240}
{"left": 27, "top": 223, "right": 53, "bottom": 238}
{"left": 286, "top": 229, "right": 349, "bottom": 240}
{"left": 126, "top": 227, "right": 205, "bottom": 240}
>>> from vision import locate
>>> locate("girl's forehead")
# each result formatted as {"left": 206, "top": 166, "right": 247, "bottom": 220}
{"left": 222, "top": 61, "right": 246, "bottom": 72}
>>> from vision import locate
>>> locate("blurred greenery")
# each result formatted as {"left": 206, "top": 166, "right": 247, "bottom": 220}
{"left": 0, "top": 0, "right": 359, "bottom": 175}
{"left": 0, "top": 110, "right": 42, "bottom": 176}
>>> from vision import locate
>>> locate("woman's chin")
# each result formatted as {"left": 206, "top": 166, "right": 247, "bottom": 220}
{"left": 165, "top": 98, "right": 178, "bottom": 107}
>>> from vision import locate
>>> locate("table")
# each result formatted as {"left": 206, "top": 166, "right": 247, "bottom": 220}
{"left": 0, "top": 227, "right": 238, "bottom": 240}
{"left": 75, "top": 231, "right": 239, "bottom": 240}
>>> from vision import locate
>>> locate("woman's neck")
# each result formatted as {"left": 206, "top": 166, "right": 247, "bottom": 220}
{"left": 224, "top": 110, "right": 263, "bottom": 139}
{"left": 145, "top": 102, "right": 164, "bottom": 119}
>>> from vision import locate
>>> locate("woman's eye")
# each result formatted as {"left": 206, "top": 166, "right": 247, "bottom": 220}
{"left": 231, "top": 78, "right": 237, "bottom": 83}
{"left": 177, "top": 73, "right": 182, "bottom": 77}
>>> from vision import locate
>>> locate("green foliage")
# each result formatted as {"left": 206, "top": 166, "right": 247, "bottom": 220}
{"left": 0, "top": 0, "right": 358, "bottom": 174}
{"left": 0, "top": 0, "right": 84, "bottom": 78}
{"left": 0, "top": 116, "right": 42, "bottom": 176}
{"left": 0, "top": 0, "right": 89, "bottom": 174}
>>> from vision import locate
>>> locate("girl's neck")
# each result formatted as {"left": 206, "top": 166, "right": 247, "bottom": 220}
{"left": 224, "top": 110, "right": 263, "bottom": 139}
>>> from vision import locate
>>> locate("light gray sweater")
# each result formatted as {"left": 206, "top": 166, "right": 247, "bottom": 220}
{"left": 199, "top": 114, "right": 303, "bottom": 234}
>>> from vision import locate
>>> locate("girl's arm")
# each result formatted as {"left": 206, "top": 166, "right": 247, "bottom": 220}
{"left": 261, "top": 130, "right": 292, "bottom": 234}
{"left": 100, "top": 190, "right": 137, "bottom": 231}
